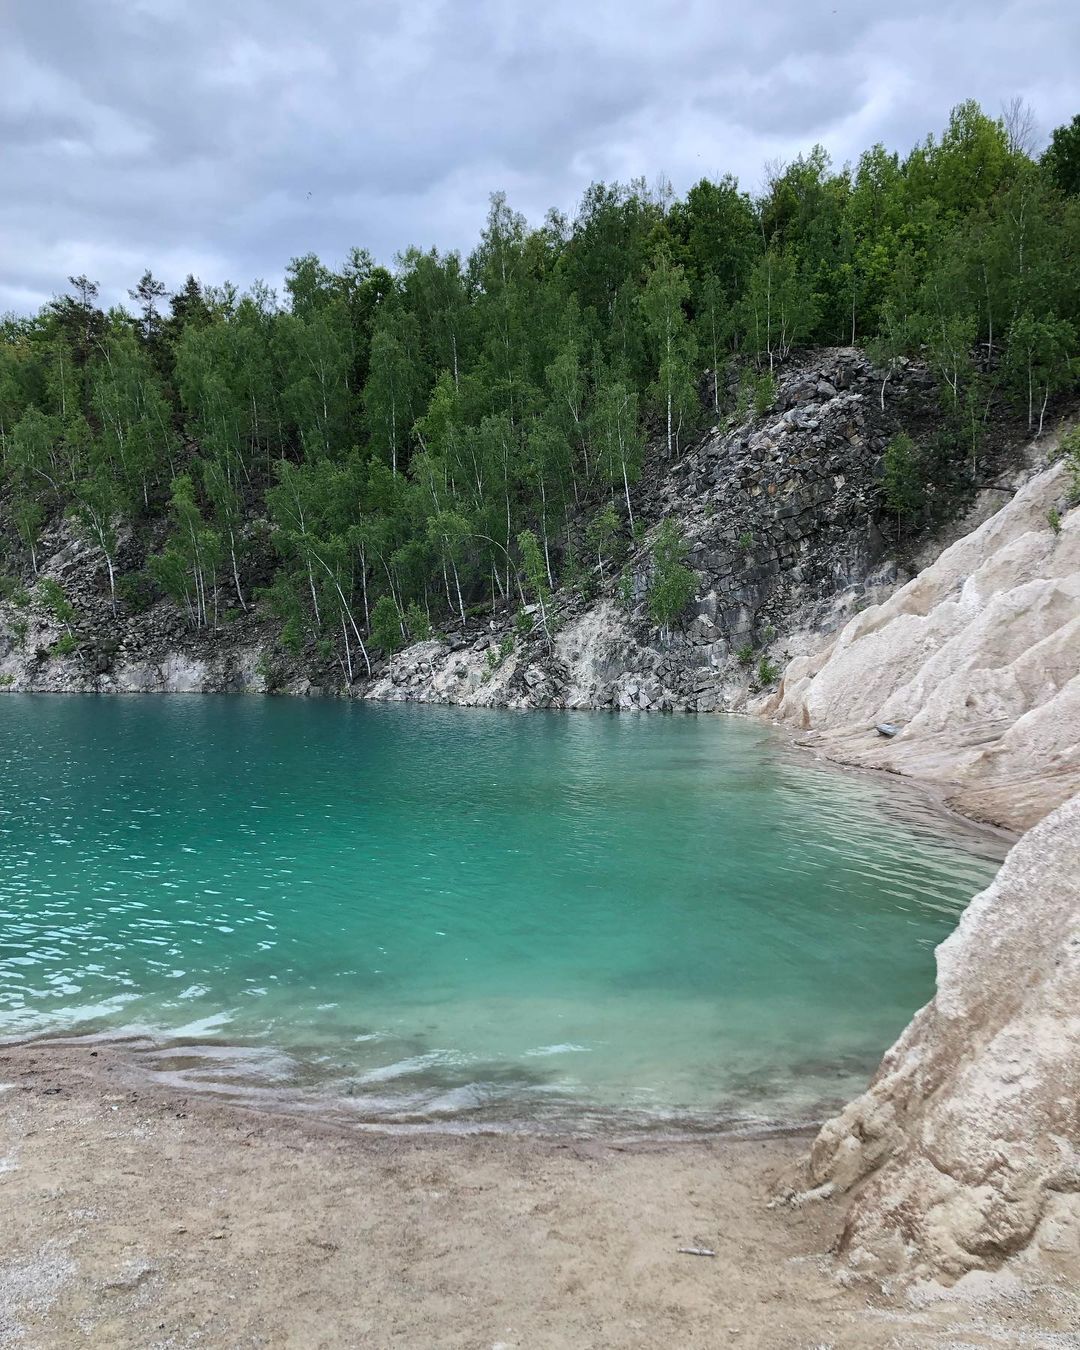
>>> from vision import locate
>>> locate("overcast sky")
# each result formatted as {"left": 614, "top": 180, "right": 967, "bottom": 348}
{"left": 2, "top": 0, "right": 1077, "bottom": 314}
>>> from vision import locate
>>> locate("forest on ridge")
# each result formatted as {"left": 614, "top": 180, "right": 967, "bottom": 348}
{"left": 1, "top": 102, "right": 1078, "bottom": 676}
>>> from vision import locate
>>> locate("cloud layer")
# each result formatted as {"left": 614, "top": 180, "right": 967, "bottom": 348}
{"left": 3, "top": 0, "right": 1077, "bottom": 312}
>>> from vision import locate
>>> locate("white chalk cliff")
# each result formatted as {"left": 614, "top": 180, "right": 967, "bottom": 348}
{"left": 765, "top": 457, "right": 1080, "bottom": 832}
{"left": 808, "top": 794, "right": 1080, "bottom": 1279}
{"left": 771, "top": 454, "right": 1080, "bottom": 1280}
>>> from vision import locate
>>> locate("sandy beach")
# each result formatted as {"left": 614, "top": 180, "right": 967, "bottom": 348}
{"left": 2, "top": 1040, "right": 1077, "bottom": 1349}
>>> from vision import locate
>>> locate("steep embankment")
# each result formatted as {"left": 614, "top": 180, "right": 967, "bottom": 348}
{"left": 802, "top": 795, "right": 1080, "bottom": 1282}
{"left": 367, "top": 348, "right": 940, "bottom": 710}
{"left": 767, "top": 450, "right": 1080, "bottom": 1283}
{"left": 1, "top": 346, "right": 929, "bottom": 701}
{"left": 763, "top": 456, "right": 1080, "bottom": 832}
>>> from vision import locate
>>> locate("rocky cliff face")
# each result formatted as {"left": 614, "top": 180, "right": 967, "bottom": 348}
{"left": 804, "top": 794, "right": 1080, "bottom": 1282}
{"left": 2, "top": 346, "right": 932, "bottom": 704}
{"left": 763, "top": 453, "right": 1080, "bottom": 833}
{"left": 367, "top": 348, "right": 941, "bottom": 712}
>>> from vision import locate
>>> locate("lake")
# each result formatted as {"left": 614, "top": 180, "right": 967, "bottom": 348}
{"left": 0, "top": 696, "right": 1003, "bottom": 1131}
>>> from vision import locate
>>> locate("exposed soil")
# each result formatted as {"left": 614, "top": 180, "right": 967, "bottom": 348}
{"left": 2, "top": 1041, "right": 1076, "bottom": 1349}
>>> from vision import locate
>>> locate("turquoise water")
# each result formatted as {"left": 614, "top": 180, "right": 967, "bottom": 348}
{"left": 0, "top": 697, "right": 1003, "bottom": 1130}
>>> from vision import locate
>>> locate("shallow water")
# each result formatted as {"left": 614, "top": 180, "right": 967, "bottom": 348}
{"left": 0, "top": 696, "right": 1003, "bottom": 1130}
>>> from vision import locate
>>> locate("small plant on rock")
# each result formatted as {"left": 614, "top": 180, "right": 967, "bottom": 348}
{"left": 39, "top": 578, "right": 79, "bottom": 657}
{"left": 736, "top": 643, "right": 755, "bottom": 668}
{"left": 757, "top": 655, "right": 780, "bottom": 686}
{"left": 117, "top": 572, "right": 157, "bottom": 614}
{"left": 883, "top": 431, "right": 924, "bottom": 542}
{"left": 1047, "top": 506, "right": 1063, "bottom": 534}
{"left": 646, "top": 519, "right": 696, "bottom": 629}
{"left": 753, "top": 372, "right": 777, "bottom": 417}
{"left": 586, "top": 505, "right": 620, "bottom": 583}
{"left": 1058, "top": 425, "right": 1080, "bottom": 504}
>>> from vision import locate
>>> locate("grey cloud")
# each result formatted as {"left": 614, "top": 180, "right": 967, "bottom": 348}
{"left": 2, "top": 0, "right": 1077, "bottom": 312}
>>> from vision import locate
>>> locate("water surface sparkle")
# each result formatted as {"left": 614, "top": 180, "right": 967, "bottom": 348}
{"left": 0, "top": 697, "right": 1003, "bottom": 1130}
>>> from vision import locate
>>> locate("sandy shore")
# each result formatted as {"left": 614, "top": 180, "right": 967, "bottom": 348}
{"left": 2, "top": 1042, "right": 1077, "bottom": 1349}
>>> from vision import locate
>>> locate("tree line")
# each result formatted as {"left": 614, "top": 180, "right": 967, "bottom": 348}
{"left": 1, "top": 102, "right": 1077, "bottom": 673}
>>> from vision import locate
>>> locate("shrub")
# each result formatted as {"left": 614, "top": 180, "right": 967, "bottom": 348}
{"left": 117, "top": 571, "right": 157, "bottom": 614}
{"left": 53, "top": 633, "right": 77, "bottom": 657}
{"left": 371, "top": 594, "right": 403, "bottom": 655}
{"left": 757, "top": 655, "right": 780, "bottom": 686}
{"left": 1047, "top": 506, "right": 1062, "bottom": 534}
{"left": 405, "top": 602, "right": 431, "bottom": 642}
{"left": 646, "top": 519, "right": 696, "bottom": 627}
{"left": 39, "top": 578, "right": 75, "bottom": 627}
{"left": 736, "top": 643, "right": 754, "bottom": 668}
{"left": 753, "top": 371, "right": 777, "bottom": 417}
{"left": 883, "top": 431, "right": 924, "bottom": 541}
{"left": 738, "top": 530, "right": 754, "bottom": 552}
{"left": 279, "top": 617, "right": 304, "bottom": 655}
{"left": 1058, "top": 425, "right": 1080, "bottom": 503}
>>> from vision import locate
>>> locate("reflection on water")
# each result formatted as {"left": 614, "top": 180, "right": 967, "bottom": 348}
{"left": 0, "top": 697, "right": 1004, "bottom": 1131}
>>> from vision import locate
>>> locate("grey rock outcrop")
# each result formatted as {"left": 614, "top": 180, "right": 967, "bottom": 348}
{"left": 806, "top": 793, "right": 1080, "bottom": 1280}
{"left": 365, "top": 348, "right": 933, "bottom": 713}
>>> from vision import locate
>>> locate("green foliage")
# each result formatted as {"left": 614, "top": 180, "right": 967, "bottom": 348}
{"left": 1042, "top": 115, "right": 1080, "bottom": 196}
{"left": 1047, "top": 506, "right": 1062, "bottom": 534}
{"left": 53, "top": 632, "right": 77, "bottom": 657}
{"left": 0, "top": 673, "right": 14, "bottom": 686}
{"left": 517, "top": 527, "right": 554, "bottom": 643}
{"left": 254, "top": 651, "right": 285, "bottom": 691}
{"left": 1057, "top": 425, "right": 1080, "bottom": 503}
{"left": 738, "top": 530, "right": 754, "bottom": 552}
{"left": 39, "top": 577, "right": 75, "bottom": 627}
{"left": 646, "top": 518, "right": 696, "bottom": 627}
{"left": 404, "top": 601, "right": 431, "bottom": 641}
{"left": 0, "top": 99, "right": 1076, "bottom": 675}
{"left": 117, "top": 571, "right": 157, "bottom": 614}
{"left": 484, "top": 634, "right": 514, "bottom": 673}
{"left": 752, "top": 372, "right": 776, "bottom": 417}
{"left": 756, "top": 655, "right": 780, "bottom": 686}
{"left": 585, "top": 504, "right": 620, "bottom": 582}
{"left": 883, "top": 432, "right": 924, "bottom": 540}
{"left": 370, "top": 594, "right": 403, "bottom": 655}
{"left": 736, "top": 643, "right": 754, "bottom": 668}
